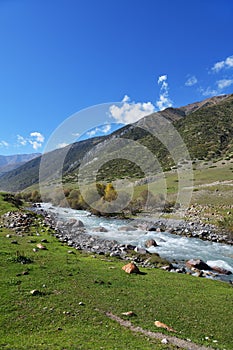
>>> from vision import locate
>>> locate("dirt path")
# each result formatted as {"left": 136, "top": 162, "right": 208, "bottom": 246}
{"left": 105, "top": 312, "right": 215, "bottom": 350}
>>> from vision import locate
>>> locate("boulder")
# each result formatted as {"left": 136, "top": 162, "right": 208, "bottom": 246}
{"left": 145, "top": 239, "right": 158, "bottom": 248}
{"left": 73, "top": 220, "right": 84, "bottom": 228}
{"left": 148, "top": 226, "right": 157, "bottom": 231}
{"left": 122, "top": 262, "right": 140, "bottom": 274}
{"left": 92, "top": 226, "right": 108, "bottom": 232}
{"left": 134, "top": 247, "right": 149, "bottom": 254}
{"left": 186, "top": 259, "right": 211, "bottom": 271}
{"left": 67, "top": 218, "right": 77, "bottom": 226}
{"left": 118, "top": 225, "right": 137, "bottom": 231}
{"left": 211, "top": 266, "right": 232, "bottom": 275}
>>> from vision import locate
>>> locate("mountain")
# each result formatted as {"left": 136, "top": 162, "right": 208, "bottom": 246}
{"left": 0, "top": 153, "right": 41, "bottom": 176}
{"left": 0, "top": 93, "right": 232, "bottom": 192}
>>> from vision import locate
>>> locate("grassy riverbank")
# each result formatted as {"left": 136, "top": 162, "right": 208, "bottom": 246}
{"left": 0, "top": 195, "right": 233, "bottom": 349}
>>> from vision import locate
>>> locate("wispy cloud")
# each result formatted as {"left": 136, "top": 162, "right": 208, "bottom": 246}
{"left": 17, "top": 132, "right": 45, "bottom": 150}
{"left": 86, "top": 123, "right": 113, "bottom": 138}
{"left": 185, "top": 75, "right": 198, "bottom": 87}
{"left": 57, "top": 142, "right": 69, "bottom": 149}
{"left": 0, "top": 140, "right": 9, "bottom": 148}
{"left": 17, "top": 134, "right": 27, "bottom": 146}
{"left": 199, "top": 55, "right": 233, "bottom": 97}
{"left": 200, "top": 86, "right": 218, "bottom": 97}
{"left": 200, "top": 78, "right": 233, "bottom": 97}
{"left": 216, "top": 79, "right": 233, "bottom": 90}
{"left": 211, "top": 55, "right": 233, "bottom": 73}
{"left": 155, "top": 75, "right": 173, "bottom": 111}
{"left": 109, "top": 96, "right": 155, "bottom": 124}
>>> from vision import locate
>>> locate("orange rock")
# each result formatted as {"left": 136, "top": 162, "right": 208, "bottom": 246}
{"left": 122, "top": 262, "right": 140, "bottom": 274}
{"left": 154, "top": 320, "right": 176, "bottom": 332}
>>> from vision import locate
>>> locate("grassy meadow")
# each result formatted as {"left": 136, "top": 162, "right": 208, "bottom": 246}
{"left": 0, "top": 194, "right": 233, "bottom": 349}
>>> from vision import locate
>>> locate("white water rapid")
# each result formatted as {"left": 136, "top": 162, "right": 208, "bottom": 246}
{"left": 41, "top": 203, "right": 233, "bottom": 281}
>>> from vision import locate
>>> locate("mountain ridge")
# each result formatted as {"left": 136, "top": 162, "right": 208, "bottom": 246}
{"left": 0, "top": 93, "right": 232, "bottom": 192}
{"left": 0, "top": 153, "right": 41, "bottom": 175}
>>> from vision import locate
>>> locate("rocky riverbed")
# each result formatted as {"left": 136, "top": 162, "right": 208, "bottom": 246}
{"left": 1, "top": 205, "right": 233, "bottom": 282}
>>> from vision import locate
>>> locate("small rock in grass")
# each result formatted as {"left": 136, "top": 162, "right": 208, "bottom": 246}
{"left": 30, "top": 289, "right": 41, "bottom": 296}
{"left": 79, "top": 301, "right": 84, "bottom": 306}
{"left": 67, "top": 250, "right": 75, "bottom": 254}
{"left": 11, "top": 240, "right": 18, "bottom": 244}
{"left": 161, "top": 338, "right": 169, "bottom": 344}
{"left": 36, "top": 243, "right": 47, "bottom": 250}
{"left": 33, "top": 248, "right": 38, "bottom": 252}
{"left": 22, "top": 270, "right": 29, "bottom": 275}
{"left": 122, "top": 262, "right": 140, "bottom": 274}
{"left": 121, "top": 311, "right": 136, "bottom": 317}
{"left": 154, "top": 320, "right": 176, "bottom": 332}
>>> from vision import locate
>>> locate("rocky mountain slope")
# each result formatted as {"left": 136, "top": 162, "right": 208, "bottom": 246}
{"left": 0, "top": 153, "right": 41, "bottom": 175}
{"left": 0, "top": 93, "right": 232, "bottom": 192}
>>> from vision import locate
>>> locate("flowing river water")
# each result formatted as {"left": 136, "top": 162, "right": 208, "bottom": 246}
{"left": 40, "top": 203, "right": 233, "bottom": 281}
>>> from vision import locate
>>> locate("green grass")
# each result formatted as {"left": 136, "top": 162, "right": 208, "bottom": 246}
{"left": 0, "top": 199, "right": 233, "bottom": 349}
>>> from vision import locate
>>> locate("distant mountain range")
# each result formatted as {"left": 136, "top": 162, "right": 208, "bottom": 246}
{"left": 0, "top": 153, "right": 41, "bottom": 176}
{"left": 0, "top": 93, "right": 232, "bottom": 192}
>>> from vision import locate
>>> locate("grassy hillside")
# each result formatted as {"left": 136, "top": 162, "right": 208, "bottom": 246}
{"left": 1, "top": 94, "right": 233, "bottom": 192}
{"left": 0, "top": 195, "right": 233, "bottom": 349}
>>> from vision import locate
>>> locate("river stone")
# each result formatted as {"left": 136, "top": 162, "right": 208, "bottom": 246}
{"left": 145, "top": 239, "right": 158, "bottom": 248}
{"left": 72, "top": 220, "right": 84, "bottom": 228}
{"left": 211, "top": 266, "right": 232, "bottom": 275}
{"left": 92, "top": 226, "right": 108, "bottom": 232}
{"left": 134, "top": 247, "right": 149, "bottom": 254}
{"left": 118, "top": 225, "right": 137, "bottom": 231}
{"left": 67, "top": 218, "right": 77, "bottom": 226}
{"left": 186, "top": 259, "right": 211, "bottom": 271}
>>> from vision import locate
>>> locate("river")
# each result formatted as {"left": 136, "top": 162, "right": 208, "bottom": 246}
{"left": 40, "top": 203, "right": 233, "bottom": 281}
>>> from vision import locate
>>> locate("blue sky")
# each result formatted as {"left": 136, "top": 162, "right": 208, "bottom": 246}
{"left": 0, "top": 0, "right": 233, "bottom": 155}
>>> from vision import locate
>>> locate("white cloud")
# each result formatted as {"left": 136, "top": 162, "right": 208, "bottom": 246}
{"left": 200, "top": 86, "right": 218, "bottom": 97}
{"left": 17, "top": 134, "right": 27, "bottom": 146}
{"left": 212, "top": 55, "right": 233, "bottom": 72}
{"left": 57, "top": 142, "right": 69, "bottom": 149}
{"left": 216, "top": 79, "right": 233, "bottom": 90}
{"left": 201, "top": 78, "right": 233, "bottom": 97}
{"left": 86, "top": 124, "right": 113, "bottom": 138}
{"left": 185, "top": 76, "right": 198, "bottom": 87}
{"left": 72, "top": 132, "right": 80, "bottom": 137}
{"left": 158, "top": 75, "right": 167, "bottom": 84}
{"left": 226, "top": 56, "right": 233, "bottom": 68}
{"left": 122, "top": 95, "right": 130, "bottom": 103}
{"left": 16, "top": 132, "right": 45, "bottom": 150}
{"left": 86, "top": 128, "right": 99, "bottom": 138}
{"left": 101, "top": 124, "right": 111, "bottom": 133}
{"left": 29, "top": 132, "right": 45, "bottom": 150}
{"left": 30, "top": 132, "right": 45, "bottom": 143}
{"left": 109, "top": 96, "right": 155, "bottom": 124}
{"left": 0, "top": 140, "right": 9, "bottom": 147}
{"left": 155, "top": 74, "right": 173, "bottom": 111}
